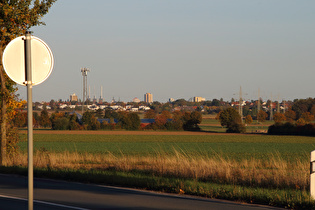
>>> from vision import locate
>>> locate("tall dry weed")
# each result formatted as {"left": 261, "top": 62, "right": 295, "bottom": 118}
{"left": 7, "top": 149, "right": 309, "bottom": 190}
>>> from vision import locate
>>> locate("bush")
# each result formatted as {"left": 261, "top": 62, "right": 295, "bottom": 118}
{"left": 127, "top": 112, "right": 141, "bottom": 130}
{"left": 68, "top": 114, "right": 80, "bottom": 130}
{"left": 82, "top": 111, "right": 100, "bottom": 130}
{"left": 117, "top": 112, "right": 140, "bottom": 130}
{"left": 52, "top": 117, "right": 69, "bottom": 130}
{"left": 268, "top": 122, "right": 315, "bottom": 136}
{"left": 226, "top": 121, "right": 246, "bottom": 133}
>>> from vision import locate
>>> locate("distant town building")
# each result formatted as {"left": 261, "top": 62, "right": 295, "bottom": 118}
{"left": 99, "top": 97, "right": 103, "bottom": 104}
{"left": 70, "top": 93, "right": 78, "bottom": 102}
{"left": 133, "top": 97, "right": 141, "bottom": 103}
{"left": 169, "top": 98, "right": 175, "bottom": 102}
{"left": 99, "top": 86, "right": 104, "bottom": 104}
{"left": 193, "top": 97, "right": 205, "bottom": 102}
{"left": 111, "top": 97, "right": 116, "bottom": 104}
{"left": 93, "top": 96, "right": 97, "bottom": 104}
{"left": 144, "top": 93, "right": 153, "bottom": 103}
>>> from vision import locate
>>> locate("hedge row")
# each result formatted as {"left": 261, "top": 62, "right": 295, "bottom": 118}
{"left": 268, "top": 122, "right": 315, "bottom": 136}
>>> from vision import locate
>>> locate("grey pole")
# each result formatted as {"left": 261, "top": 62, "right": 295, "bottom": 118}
{"left": 311, "top": 150, "right": 315, "bottom": 199}
{"left": 25, "top": 31, "right": 33, "bottom": 210}
{"left": 81, "top": 68, "right": 90, "bottom": 115}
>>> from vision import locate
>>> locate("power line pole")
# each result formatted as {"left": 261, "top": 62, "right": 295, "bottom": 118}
{"left": 277, "top": 94, "right": 280, "bottom": 113}
{"left": 81, "top": 68, "right": 90, "bottom": 114}
{"left": 239, "top": 86, "right": 243, "bottom": 122}
{"left": 270, "top": 93, "right": 273, "bottom": 121}
{"left": 257, "top": 88, "right": 261, "bottom": 123}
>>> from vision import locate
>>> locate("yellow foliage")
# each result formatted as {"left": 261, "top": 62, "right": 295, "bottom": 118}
{"left": 6, "top": 95, "right": 24, "bottom": 121}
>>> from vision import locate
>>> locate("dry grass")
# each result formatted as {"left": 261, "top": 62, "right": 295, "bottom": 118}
{"left": 7, "top": 149, "right": 309, "bottom": 190}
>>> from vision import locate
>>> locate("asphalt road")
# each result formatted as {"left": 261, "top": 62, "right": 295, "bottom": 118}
{"left": 0, "top": 173, "right": 281, "bottom": 210}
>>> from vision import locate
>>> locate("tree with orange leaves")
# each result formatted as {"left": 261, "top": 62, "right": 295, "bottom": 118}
{"left": 0, "top": 0, "right": 56, "bottom": 164}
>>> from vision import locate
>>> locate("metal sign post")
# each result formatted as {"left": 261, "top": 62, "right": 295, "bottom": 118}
{"left": 311, "top": 150, "right": 315, "bottom": 199}
{"left": 2, "top": 31, "right": 54, "bottom": 210}
{"left": 25, "top": 31, "right": 34, "bottom": 210}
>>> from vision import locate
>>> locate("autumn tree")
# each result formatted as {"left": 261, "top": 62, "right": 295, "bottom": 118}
{"left": 104, "top": 107, "right": 119, "bottom": 119}
{"left": 161, "top": 110, "right": 171, "bottom": 119}
{"left": 310, "top": 105, "right": 315, "bottom": 116}
{"left": 257, "top": 110, "right": 268, "bottom": 123}
{"left": 82, "top": 111, "right": 100, "bottom": 130}
{"left": 0, "top": 0, "right": 56, "bottom": 164}
{"left": 285, "top": 109, "right": 296, "bottom": 122}
{"left": 39, "top": 109, "right": 51, "bottom": 128}
{"left": 170, "top": 111, "right": 184, "bottom": 130}
{"left": 144, "top": 109, "right": 156, "bottom": 119}
{"left": 127, "top": 112, "right": 140, "bottom": 130}
{"left": 273, "top": 113, "right": 286, "bottom": 124}
{"left": 291, "top": 98, "right": 315, "bottom": 119}
{"left": 300, "top": 112, "right": 314, "bottom": 123}
{"left": 117, "top": 111, "right": 140, "bottom": 130}
{"left": 50, "top": 112, "right": 66, "bottom": 130}
{"left": 13, "top": 111, "right": 27, "bottom": 127}
{"left": 68, "top": 113, "right": 80, "bottom": 130}
{"left": 182, "top": 111, "right": 202, "bottom": 131}
{"left": 244, "top": 115, "right": 253, "bottom": 125}
{"left": 218, "top": 108, "right": 245, "bottom": 133}
{"left": 154, "top": 113, "right": 168, "bottom": 129}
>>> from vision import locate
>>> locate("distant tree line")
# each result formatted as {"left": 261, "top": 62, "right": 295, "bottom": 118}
{"left": 13, "top": 97, "right": 315, "bottom": 135}
{"left": 13, "top": 109, "right": 202, "bottom": 131}
{"left": 268, "top": 98, "right": 315, "bottom": 136}
{"left": 215, "top": 97, "right": 315, "bottom": 134}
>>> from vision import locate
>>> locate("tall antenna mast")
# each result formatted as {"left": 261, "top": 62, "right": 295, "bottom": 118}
{"left": 257, "top": 88, "right": 261, "bottom": 112}
{"left": 81, "top": 67, "right": 90, "bottom": 113}
{"left": 257, "top": 88, "right": 261, "bottom": 123}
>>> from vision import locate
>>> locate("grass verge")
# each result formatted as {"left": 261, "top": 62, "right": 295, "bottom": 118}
{"left": 0, "top": 165, "right": 313, "bottom": 209}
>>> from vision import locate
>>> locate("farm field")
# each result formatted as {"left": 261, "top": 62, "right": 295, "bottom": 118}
{"left": 13, "top": 130, "right": 315, "bottom": 208}
{"left": 18, "top": 131, "right": 315, "bottom": 161}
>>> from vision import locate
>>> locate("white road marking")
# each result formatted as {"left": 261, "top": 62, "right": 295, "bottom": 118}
{"left": 0, "top": 194, "right": 89, "bottom": 210}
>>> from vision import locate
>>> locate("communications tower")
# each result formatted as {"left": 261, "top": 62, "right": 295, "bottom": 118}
{"left": 81, "top": 67, "right": 90, "bottom": 113}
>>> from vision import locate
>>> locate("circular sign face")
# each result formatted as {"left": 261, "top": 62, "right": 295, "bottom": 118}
{"left": 2, "top": 35, "right": 54, "bottom": 86}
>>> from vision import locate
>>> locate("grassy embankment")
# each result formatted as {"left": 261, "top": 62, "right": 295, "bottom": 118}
{"left": 0, "top": 133, "right": 314, "bottom": 209}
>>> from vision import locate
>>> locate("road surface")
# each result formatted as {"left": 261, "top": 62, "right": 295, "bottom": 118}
{"left": 0, "top": 173, "right": 281, "bottom": 210}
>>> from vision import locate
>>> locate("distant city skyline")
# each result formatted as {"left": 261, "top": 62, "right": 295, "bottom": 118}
{"left": 15, "top": 1, "right": 315, "bottom": 103}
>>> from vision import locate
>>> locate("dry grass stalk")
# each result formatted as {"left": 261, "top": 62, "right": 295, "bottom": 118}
{"left": 6, "top": 150, "right": 309, "bottom": 190}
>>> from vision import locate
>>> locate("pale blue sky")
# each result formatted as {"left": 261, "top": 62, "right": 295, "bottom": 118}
{"left": 16, "top": 0, "right": 315, "bottom": 103}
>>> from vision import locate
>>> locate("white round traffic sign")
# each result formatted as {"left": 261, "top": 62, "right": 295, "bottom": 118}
{"left": 2, "top": 35, "right": 54, "bottom": 86}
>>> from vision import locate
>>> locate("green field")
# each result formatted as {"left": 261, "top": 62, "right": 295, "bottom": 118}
{"left": 18, "top": 133, "right": 315, "bottom": 161}
{"left": 14, "top": 132, "right": 315, "bottom": 209}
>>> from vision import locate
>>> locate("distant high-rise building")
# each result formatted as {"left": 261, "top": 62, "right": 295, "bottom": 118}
{"left": 193, "top": 97, "right": 205, "bottom": 102}
{"left": 70, "top": 93, "right": 78, "bottom": 102}
{"left": 144, "top": 93, "right": 153, "bottom": 103}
